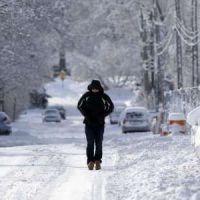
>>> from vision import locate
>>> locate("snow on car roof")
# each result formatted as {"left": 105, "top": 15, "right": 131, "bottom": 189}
{"left": 168, "top": 113, "right": 185, "bottom": 120}
{"left": 124, "top": 107, "right": 148, "bottom": 113}
{"left": 119, "top": 107, "right": 148, "bottom": 120}
{"left": 49, "top": 104, "right": 65, "bottom": 107}
{"left": 48, "top": 105, "right": 65, "bottom": 110}
{"left": 0, "top": 112, "right": 8, "bottom": 117}
{"left": 45, "top": 109, "right": 59, "bottom": 113}
{"left": 0, "top": 112, "right": 9, "bottom": 121}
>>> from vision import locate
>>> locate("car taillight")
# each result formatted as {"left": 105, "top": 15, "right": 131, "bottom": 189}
{"left": 169, "top": 120, "right": 185, "bottom": 126}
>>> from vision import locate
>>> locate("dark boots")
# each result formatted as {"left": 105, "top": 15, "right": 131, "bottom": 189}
{"left": 95, "top": 160, "right": 101, "bottom": 170}
{"left": 87, "top": 160, "right": 101, "bottom": 170}
{"left": 88, "top": 161, "right": 95, "bottom": 170}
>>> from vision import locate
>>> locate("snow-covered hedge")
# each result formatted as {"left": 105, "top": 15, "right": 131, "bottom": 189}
{"left": 187, "top": 107, "right": 200, "bottom": 157}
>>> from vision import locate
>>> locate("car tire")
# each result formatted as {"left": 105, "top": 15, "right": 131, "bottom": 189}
{"left": 6, "top": 131, "right": 11, "bottom": 135}
{"left": 2, "top": 131, "right": 10, "bottom": 135}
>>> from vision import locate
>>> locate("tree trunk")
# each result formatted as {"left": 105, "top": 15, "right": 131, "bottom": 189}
{"left": 154, "top": 0, "right": 164, "bottom": 107}
{"left": 191, "top": 0, "right": 199, "bottom": 86}
{"left": 140, "top": 9, "right": 151, "bottom": 95}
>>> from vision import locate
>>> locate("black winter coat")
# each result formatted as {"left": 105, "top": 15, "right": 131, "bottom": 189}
{"left": 77, "top": 91, "right": 114, "bottom": 126}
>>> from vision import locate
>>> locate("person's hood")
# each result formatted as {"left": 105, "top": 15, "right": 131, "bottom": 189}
{"left": 87, "top": 80, "right": 104, "bottom": 93}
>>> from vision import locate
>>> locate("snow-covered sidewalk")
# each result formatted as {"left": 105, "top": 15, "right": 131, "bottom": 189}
{"left": 106, "top": 132, "right": 200, "bottom": 200}
{"left": 0, "top": 109, "right": 117, "bottom": 200}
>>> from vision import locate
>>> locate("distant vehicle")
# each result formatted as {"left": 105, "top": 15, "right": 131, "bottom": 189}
{"left": 168, "top": 112, "right": 186, "bottom": 134}
{"left": 43, "top": 109, "right": 61, "bottom": 123}
{"left": 120, "top": 107, "right": 151, "bottom": 133}
{"left": 109, "top": 102, "right": 126, "bottom": 124}
{"left": 48, "top": 105, "right": 66, "bottom": 119}
{"left": 0, "top": 112, "right": 12, "bottom": 135}
{"left": 52, "top": 65, "right": 60, "bottom": 78}
{"left": 30, "top": 88, "right": 50, "bottom": 109}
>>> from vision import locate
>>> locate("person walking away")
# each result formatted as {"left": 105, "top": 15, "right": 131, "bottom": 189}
{"left": 77, "top": 80, "right": 114, "bottom": 170}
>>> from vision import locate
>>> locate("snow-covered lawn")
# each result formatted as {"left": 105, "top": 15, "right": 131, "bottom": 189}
{"left": 0, "top": 78, "right": 200, "bottom": 200}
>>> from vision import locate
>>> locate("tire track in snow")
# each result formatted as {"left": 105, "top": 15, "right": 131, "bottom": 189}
{"left": 47, "top": 143, "right": 117, "bottom": 200}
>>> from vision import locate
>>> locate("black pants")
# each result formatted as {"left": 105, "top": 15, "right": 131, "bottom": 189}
{"left": 85, "top": 125, "right": 104, "bottom": 164}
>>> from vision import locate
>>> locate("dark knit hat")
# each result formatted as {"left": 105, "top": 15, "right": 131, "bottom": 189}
{"left": 88, "top": 80, "right": 103, "bottom": 92}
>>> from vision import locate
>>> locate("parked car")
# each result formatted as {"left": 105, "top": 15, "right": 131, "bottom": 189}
{"left": 43, "top": 109, "right": 61, "bottom": 123}
{"left": 109, "top": 102, "right": 126, "bottom": 124}
{"left": 52, "top": 65, "right": 60, "bottom": 78}
{"left": 120, "top": 107, "right": 151, "bottom": 133}
{"left": 168, "top": 112, "right": 186, "bottom": 134}
{"left": 0, "top": 112, "right": 12, "bottom": 135}
{"left": 48, "top": 105, "right": 66, "bottom": 119}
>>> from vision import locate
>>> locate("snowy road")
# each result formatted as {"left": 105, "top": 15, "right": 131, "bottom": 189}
{"left": 0, "top": 109, "right": 118, "bottom": 200}
{"left": 0, "top": 109, "right": 200, "bottom": 200}
{"left": 0, "top": 79, "right": 200, "bottom": 200}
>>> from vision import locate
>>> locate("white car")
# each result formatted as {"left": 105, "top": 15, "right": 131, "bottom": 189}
{"left": 0, "top": 112, "right": 12, "bottom": 135}
{"left": 109, "top": 103, "right": 126, "bottom": 124}
{"left": 168, "top": 112, "right": 186, "bottom": 134}
{"left": 120, "top": 107, "right": 151, "bottom": 133}
{"left": 43, "top": 109, "right": 61, "bottom": 123}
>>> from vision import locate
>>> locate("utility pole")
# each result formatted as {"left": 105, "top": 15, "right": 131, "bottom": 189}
{"left": 54, "top": 5, "right": 71, "bottom": 76}
{"left": 149, "top": 11, "right": 155, "bottom": 89}
{"left": 140, "top": 8, "right": 151, "bottom": 96}
{"left": 175, "top": 0, "right": 183, "bottom": 89}
{"left": 191, "top": 0, "right": 199, "bottom": 86}
{"left": 153, "top": 0, "right": 165, "bottom": 107}
{"left": 59, "top": 45, "right": 67, "bottom": 72}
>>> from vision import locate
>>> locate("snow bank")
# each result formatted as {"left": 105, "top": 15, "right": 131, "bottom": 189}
{"left": 187, "top": 106, "right": 200, "bottom": 126}
{"left": 187, "top": 106, "right": 200, "bottom": 156}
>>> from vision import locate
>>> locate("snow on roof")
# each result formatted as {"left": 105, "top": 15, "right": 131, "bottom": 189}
{"left": 124, "top": 107, "right": 148, "bottom": 113}
{"left": 0, "top": 112, "right": 8, "bottom": 117}
{"left": 168, "top": 113, "right": 185, "bottom": 120}
{"left": 45, "top": 109, "right": 59, "bottom": 113}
